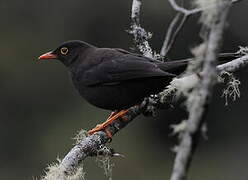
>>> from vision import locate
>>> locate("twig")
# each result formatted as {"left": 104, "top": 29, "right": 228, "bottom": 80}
{"left": 131, "top": 0, "right": 141, "bottom": 25}
{"left": 218, "top": 54, "right": 248, "bottom": 72}
{"left": 160, "top": 0, "right": 197, "bottom": 57}
{"left": 168, "top": 0, "right": 202, "bottom": 15}
{"left": 161, "top": 0, "right": 243, "bottom": 56}
{"left": 160, "top": 13, "right": 188, "bottom": 57}
{"left": 168, "top": 0, "right": 240, "bottom": 15}
{"left": 169, "top": 1, "right": 232, "bottom": 180}
{"left": 128, "top": 0, "right": 154, "bottom": 58}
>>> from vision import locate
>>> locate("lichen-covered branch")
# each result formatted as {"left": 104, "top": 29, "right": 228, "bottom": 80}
{"left": 58, "top": 96, "right": 170, "bottom": 177}
{"left": 218, "top": 54, "right": 248, "bottom": 72}
{"left": 129, "top": 0, "right": 154, "bottom": 58}
{"left": 169, "top": 1, "right": 232, "bottom": 180}
{"left": 59, "top": 106, "right": 142, "bottom": 175}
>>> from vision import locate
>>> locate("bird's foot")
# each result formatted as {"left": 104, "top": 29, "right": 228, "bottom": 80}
{"left": 88, "top": 124, "right": 113, "bottom": 139}
{"left": 87, "top": 109, "right": 128, "bottom": 138}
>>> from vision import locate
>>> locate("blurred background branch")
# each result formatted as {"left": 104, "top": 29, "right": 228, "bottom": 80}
{"left": 160, "top": 0, "right": 242, "bottom": 57}
{"left": 170, "top": 1, "right": 232, "bottom": 180}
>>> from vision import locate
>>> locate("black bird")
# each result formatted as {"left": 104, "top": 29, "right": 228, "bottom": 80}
{"left": 38, "top": 40, "right": 237, "bottom": 136}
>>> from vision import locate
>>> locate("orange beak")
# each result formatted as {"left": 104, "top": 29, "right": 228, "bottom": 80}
{"left": 38, "top": 51, "right": 57, "bottom": 60}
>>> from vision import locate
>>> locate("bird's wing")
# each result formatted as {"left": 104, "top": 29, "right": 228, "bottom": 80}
{"left": 81, "top": 52, "right": 175, "bottom": 86}
{"left": 114, "top": 48, "right": 164, "bottom": 63}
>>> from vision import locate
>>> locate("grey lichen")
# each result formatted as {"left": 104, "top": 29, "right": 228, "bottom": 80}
{"left": 220, "top": 71, "right": 241, "bottom": 105}
{"left": 73, "top": 129, "right": 88, "bottom": 145}
{"left": 170, "top": 120, "right": 187, "bottom": 137}
{"left": 193, "top": 0, "right": 220, "bottom": 26}
{"left": 95, "top": 147, "right": 115, "bottom": 180}
{"left": 40, "top": 159, "right": 85, "bottom": 180}
{"left": 237, "top": 46, "right": 248, "bottom": 55}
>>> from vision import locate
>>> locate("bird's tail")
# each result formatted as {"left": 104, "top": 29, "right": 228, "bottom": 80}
{"left": 159, "top": 52, "right": 240, "bottom": 75}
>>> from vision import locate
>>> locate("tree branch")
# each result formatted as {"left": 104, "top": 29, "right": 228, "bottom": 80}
{"left": 218, "top": 54, "right": 248, "bottom": 72}
{"left": 129, "top": 0, "right": 154, "bottom": 58}
{"left": 168, "top": 0, "right": 240, "bottom": 15}
{"left": 160, "top": 13, "right": 188, "bottom": 57}
{"left": 169, "top": 1, "right": 232, "bottom": 180}
{"left": 161, "top": 0, "right": 243, "bottom": 56}
{"left": 168, "top": 0, "right": 202, "bottom": 15}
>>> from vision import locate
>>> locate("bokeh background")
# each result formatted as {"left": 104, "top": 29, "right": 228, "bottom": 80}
{"left": 1, "top": 0, "right": 248, "bottom": 179}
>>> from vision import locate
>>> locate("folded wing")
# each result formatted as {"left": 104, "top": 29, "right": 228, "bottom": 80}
{"left": 81, "top": 52, "right": 175, "bottom": 86}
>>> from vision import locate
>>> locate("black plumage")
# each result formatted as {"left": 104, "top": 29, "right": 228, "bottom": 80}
{"left": 39, "top": 40, "right": 237, "bottom": 110}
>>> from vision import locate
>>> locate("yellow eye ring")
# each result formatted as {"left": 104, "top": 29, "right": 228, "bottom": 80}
{"left": 60, "top": 47, "right": 69, "bottom": 55}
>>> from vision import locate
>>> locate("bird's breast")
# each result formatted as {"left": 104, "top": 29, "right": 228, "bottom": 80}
{"left": 70, "top": 75, "right": 170, "bottom": 110}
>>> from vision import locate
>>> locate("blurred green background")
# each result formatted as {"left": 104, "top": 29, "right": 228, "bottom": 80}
{"left": 1, "top": 0, "right": 248, "bottom": 179}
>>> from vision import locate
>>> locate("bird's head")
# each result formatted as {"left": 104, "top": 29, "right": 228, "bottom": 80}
{"left": 38, "top": 40, "right": 93, "bottom": 67}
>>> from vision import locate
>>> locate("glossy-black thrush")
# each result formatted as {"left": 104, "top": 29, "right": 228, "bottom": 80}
{"left": 38, "top": 40, "right": 237, "bottom": 136}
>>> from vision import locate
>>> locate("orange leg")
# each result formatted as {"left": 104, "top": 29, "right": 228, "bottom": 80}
{"left": 107, "top": 111, "right": 118, "bottom": 119}
{"left": 88, "top": 109, "right": 128, "bottom": 137}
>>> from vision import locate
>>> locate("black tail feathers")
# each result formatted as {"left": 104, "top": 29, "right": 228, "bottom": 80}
{"left": 158, "top": 52, "right": 240, "bottom": 75}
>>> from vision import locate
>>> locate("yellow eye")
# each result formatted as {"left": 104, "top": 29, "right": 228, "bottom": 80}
{"left": 60, "top": 47, "right": 69, "bottom": 55}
